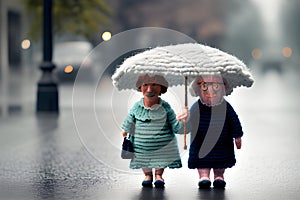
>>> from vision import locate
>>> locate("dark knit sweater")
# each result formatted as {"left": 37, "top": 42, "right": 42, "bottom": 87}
{"left": 188, "top": 99, "right": 243, "bottom": 169}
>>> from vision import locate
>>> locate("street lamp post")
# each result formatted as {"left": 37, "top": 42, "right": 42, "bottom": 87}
{"left": 36, "top": 0, "right": 59, "bottom": 113}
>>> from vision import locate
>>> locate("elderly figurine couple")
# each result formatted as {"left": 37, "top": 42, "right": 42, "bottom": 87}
{"left": 121, "top": 74, "right": 244, "bottom": 189}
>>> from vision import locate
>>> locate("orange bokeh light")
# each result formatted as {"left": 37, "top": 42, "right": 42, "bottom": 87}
{"left": 64, "top": 65, "right": 74, "bottom": 73}
{"left": 282, "top": 47, "right": 292, "bottom": 58}
{"left": 251, "top": 49, "right": 262, "bottom": 59}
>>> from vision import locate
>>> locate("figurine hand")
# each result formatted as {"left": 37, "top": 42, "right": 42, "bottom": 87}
{"left": 235, "top": 137, "right": 242, "bottom": 149}
{"left": 122, "top": 131, "right": 127, "bottom": 137}
{"left": 176, "top": 107, "right": 190, "bottom": 122}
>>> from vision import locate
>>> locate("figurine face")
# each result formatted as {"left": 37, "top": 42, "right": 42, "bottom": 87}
{"left": 192, "top": 75, "right": 226, "bottom": 106}
{"left": 136, "top": 74, "right": 168, "bottom": 94}
{"left": 141, "top": 82, "right": 162, "bottom": 99}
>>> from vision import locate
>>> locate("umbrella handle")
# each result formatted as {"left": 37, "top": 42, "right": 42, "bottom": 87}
{"left": 184, "top": 122, "right": 187, "bottom": 150}
{"left": 183, "top": 76, "right": 188, "bottom": 150}
{"left": 183, "top": 106, "right": 188, "bottom": 150}
{"left": 184, "top": 76, "right": 188, "bottom": 107}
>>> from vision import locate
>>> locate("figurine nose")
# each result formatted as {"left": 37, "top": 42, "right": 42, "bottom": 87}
{"left": 206, "top": 85, "right": 214, "bottom": 93}
{"left": 146, "top": 85, "right": 153, "bottom": 92}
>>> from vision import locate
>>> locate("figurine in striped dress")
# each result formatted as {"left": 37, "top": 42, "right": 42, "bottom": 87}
{"left": 122, "top": 74, "right": 182, "bottom": 188}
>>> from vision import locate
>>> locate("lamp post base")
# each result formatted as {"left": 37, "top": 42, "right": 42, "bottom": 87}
{"left": 36, "top": 61, "right": 59, "bottom": 113}
{"left": 36, "top": 83, "right": 59, "bottom": 112}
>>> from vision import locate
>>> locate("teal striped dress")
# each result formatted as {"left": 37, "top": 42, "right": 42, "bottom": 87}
{"left": 122, "top": 98, "right": 182, "bottom": 169}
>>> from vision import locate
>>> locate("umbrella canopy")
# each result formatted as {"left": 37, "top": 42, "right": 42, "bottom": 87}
{"left": 112, "top": 43, "right": 254, "bottom": 96}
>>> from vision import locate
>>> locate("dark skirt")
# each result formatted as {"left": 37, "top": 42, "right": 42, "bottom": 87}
{"left": 188, "top": 100, "right": 243, "bottom": 169}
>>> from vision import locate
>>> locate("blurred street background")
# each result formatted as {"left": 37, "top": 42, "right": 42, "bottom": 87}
{"left": 1, "top": 0, "right": 300, "bottom": 199}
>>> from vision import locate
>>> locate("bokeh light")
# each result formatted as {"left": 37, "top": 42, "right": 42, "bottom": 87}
{"left": 64, "top": 65, "right": 74, "bottom": 73}
{"left": 102, "top": 31, "right": 112, "bottom": 41}
{"left": 282, "top": 47, "right": 292, "bottom": 58}
{"left": 251, "top": 49, "right": 262, "bottom": 59}
{"left": 21, "top": 39, "right": 31, "bottom": 49}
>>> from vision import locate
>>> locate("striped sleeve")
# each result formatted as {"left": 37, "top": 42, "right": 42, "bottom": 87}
{"left": 121, "top": 104, "right": 136, "bottom": 135}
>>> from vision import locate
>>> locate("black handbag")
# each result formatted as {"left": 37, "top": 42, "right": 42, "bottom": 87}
{"left": 121, "top": 136, "right": 134, "bottom": 159}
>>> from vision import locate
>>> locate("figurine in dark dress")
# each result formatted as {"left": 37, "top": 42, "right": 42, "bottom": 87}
{"left": 178, "top": 75, "right": 243, "bottom": 189}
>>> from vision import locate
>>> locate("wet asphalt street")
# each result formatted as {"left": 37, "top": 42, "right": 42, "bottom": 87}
{"left": 1, "top": 66, "right": 300, "bottom": 200}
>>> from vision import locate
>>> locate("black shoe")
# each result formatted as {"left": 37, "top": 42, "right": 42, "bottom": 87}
{"left": 142, "top": 180, "right": 153, "bottom": 187}
{"left": 154, "top": 180, "right": 165, "bottom": 188}
{"left": 213, "top": 179, "right": 226, "bottom": 189}
{"left": 198, "top": 180, "right": 211, "bottom": 189}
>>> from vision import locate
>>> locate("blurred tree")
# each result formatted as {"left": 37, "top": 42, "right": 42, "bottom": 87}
{"left": 24, "top": 0, "right": 112, "bottom": 42}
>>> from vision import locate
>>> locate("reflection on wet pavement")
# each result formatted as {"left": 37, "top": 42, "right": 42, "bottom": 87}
{"left": 1, "top": 67, "right": 300, "bottom": 199}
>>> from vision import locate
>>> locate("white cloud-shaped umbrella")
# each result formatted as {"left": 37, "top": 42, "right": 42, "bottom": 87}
{"left": 112, "top": 43, "right": 254, "bottom": 96}
{"left": 111, "top": 43, "right": 254, "bottom": 149}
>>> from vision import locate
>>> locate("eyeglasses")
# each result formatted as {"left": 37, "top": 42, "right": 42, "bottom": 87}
{"left": 198, "top": 81, "right": 224, "bottom": 91}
